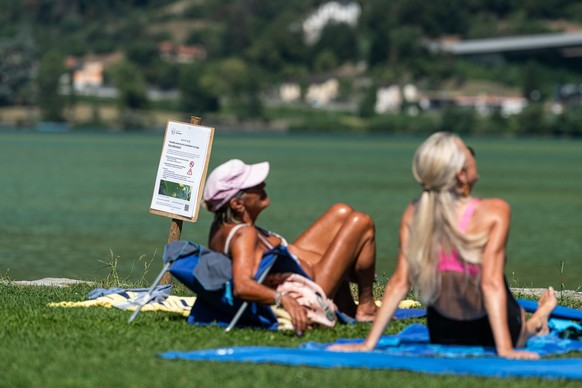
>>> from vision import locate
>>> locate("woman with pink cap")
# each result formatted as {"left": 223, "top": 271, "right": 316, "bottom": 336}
{"left": 203, "top": 159, "right": 378, "bottom": 332}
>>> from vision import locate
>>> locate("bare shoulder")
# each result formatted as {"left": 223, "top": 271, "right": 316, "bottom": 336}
{"left": 476, "top": 198, "right": 511, "bottom": 228}
{"left": 478, "top": 198, "right": 511, "bottom": 216}
{"left": 230, "top": 223, "right": 256, "bottom": 240}
{"left": 212, "top": 223, "right": 255, "bottom": 253}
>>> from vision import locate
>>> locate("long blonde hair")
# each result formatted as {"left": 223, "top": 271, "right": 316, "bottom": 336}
{"left": 408, "top": 132, "right": 488, "bottom": 304}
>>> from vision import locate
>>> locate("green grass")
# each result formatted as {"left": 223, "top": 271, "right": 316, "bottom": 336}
{"left": 1, "top": 282, "right": 580, "bottom": 388}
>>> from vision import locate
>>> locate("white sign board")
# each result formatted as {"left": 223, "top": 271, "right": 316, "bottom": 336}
{"left": 149, "top": 120, "right": 214, "bottom": 222}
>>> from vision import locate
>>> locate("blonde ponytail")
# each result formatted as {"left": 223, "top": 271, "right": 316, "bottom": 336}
{"left": 408, "top": 132, "right": 488, "bottom": 304}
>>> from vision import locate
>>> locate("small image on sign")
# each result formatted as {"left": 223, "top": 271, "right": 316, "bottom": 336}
{"left": 158, "top": 179, "right": 192, "bottom": 201}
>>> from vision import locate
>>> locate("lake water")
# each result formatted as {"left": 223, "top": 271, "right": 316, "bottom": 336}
{"left": 0, "top": 130, "right": 580, "bottom": 289}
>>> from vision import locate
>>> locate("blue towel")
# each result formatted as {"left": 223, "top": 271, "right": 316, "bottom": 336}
{"left": 159, "top": 346, "right": 582, "bottom": 379}
{"left": 392, "top": 308, "right": 426, "bottom": 320}
{"left": 159, "top": 322, "right": 582, "bottom": 380}
{"left": 302, "top": 321, "right": 582, "bottom": 357}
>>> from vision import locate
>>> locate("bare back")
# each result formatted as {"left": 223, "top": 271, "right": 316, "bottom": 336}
{"left": 403, "top": 197, "right": 512, "bottom": 319}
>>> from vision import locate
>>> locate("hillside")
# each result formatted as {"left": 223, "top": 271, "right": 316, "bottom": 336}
{"left": 2, "top": 1, "right": 582, "bottom": 135}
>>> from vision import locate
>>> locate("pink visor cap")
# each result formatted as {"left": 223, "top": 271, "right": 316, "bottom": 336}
{"left": 203, "top": 159, "right": 270, "bottom": 212}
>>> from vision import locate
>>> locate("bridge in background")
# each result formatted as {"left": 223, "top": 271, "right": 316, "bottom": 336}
{"left": 428, "top": 32, "right": 582, "bottom": 58}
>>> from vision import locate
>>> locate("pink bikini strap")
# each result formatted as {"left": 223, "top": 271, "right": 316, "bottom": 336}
{"left": 459, "top": 199, "right": 479, "bottom": 232}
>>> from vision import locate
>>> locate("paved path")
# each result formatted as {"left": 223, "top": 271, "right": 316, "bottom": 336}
{"left": 512, "top": 287, "right": 582, "bottom": 302}
{"left": 3, "top": 277, "right": 95, "bottom": 287}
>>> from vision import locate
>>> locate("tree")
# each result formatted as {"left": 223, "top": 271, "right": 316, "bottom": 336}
{"left": 549, "top": 108, "right": 582, "bottom": 137}
{"left": 126, "top": 40, "right": 172, "bottom": 87}
{"left": 522, "top": 61, "right": 542, "bottom": 101}
{"left": 312, "top": 22, "right": 358, "bottom": 65}
{"left": 398, "top": 0, "right": 469, "bottom": 37}
{"left": 37, "top": 49, "right": 66, "bottom": 121}
{"left": 110, "top": 60, "right": 148, "bottom": 111}
{"left": 199, "top": 58, "right": 262, "bottom": 119}
{"left": 150, "top": 60, "right": 179, "bottom": 90}
{"left": 126, "top": 41, "right": 159, "bottom": 69}
{"left": 246, "top": 12, "right": 307, "bottom": 73}
{"left": 389, "top": 26, "right": 424, "bottom": 66}
{"left": 360, "top": 0, "right": 393, "bottom": 67}
{"left": 367, "top": 27, "right": 390, "bottom": 67}
{"left": 0, "top": 0, "right": 25, "bottom": 39}
{"left": 178, "top": 63, "right": 219, "bottom": 115}
{"left": 515, "top": 103, "right": 548, "bottom": 135}
{"left": 0, "top": 30, "right": 38, "bottom": 106}
{"left": 110, "top": 60, "right": 148, "bottom": 129}
{"left": 221, "top": 0, "right": 253, "bottom": 56}
{"left": 313, "top": 49, "right": 338, "bottom": 73}
{"left": 359, "top": 83, "right": 377, "bottom": 118}
{"left": 438, "top": 106, "right": 476, "bottom": 134}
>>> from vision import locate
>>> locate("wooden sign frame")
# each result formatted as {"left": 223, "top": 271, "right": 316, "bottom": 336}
{"left": 149, "top": 117, "right": 214, "bottom": 223}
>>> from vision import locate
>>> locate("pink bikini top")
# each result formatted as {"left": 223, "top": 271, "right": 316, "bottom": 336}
{"left": 438, "top": 199, "right": 480, "bottom": 276}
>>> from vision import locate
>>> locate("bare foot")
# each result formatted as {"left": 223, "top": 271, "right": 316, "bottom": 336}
{"left": 529, "top": 287, "right": 558, "bottom": 335}
{"left": 355, "top": 301, "right": 378, "bottom": 322}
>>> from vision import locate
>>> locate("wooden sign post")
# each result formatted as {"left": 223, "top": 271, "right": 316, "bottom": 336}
{"left": 149, "top": 116, "right": 214, "bottom": 284}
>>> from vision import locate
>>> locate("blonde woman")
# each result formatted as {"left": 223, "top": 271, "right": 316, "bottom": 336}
{"left": 330, "top": 132, "right": 556, "bottom": 360}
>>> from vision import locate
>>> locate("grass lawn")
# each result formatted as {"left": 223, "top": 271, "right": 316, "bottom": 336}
{"left": 1, "top": 281, "right": 581, "bottom": 388}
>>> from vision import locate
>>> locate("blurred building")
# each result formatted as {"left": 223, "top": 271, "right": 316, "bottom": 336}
{"left": 279, "top": 83, "right": 301, "bottom": 103}
{"left": 158, "top": 41, "right": 207, "bottom": 64}
{"left": 305, "top": 78, "right": 339, "bottom": 106}
{"left": 62, "top": 53, "right": 122, "bottom": 97}
{"left": 303, "top": 1, "right": 361, "bottom": 44}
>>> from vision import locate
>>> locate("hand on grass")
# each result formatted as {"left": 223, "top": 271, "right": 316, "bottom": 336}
{"left": 280, "top": 294, "right": 308, "bottom": 335}
{"left": 327, "top": 343, "right": 371, "bottom": 352}
{"left": 497, "top": 349, "right": 540, "bottom": 360}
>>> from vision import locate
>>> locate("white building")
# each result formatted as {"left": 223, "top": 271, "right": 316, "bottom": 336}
{"left": 303, "top": 2, "right": 361, "bottom": 44}
{"left": 279, "top": 83, "right": 302, "bottom": 103}
{"left": 305, "top": 78, "right": 340, "bottom": 106}
{"left": 375, "top": 85, "right": 402, "bottom": 114}
{"left": 455, "top": 95, "right": 527, "bottom": 116}
{"left": 72, "top": 61, "right": 104, "bottom": 92}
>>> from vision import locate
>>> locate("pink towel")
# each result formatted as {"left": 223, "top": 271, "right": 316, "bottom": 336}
{"left": 267, "top": 273, "right": 338, "bottom": 328}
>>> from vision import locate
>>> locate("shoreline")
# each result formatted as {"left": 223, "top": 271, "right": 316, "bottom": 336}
{"left": 511, "top": 287, "right": 582, "bottom": 301}
{"left": 3, "top": 277, "right": 582, "bottom": 302}
{"left": 2, "top": 277, "right": 96, "bottom": 287}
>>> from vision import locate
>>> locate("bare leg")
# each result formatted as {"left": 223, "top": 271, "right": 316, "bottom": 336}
{"left": 289, "top": 204, "right": 378, "bottom": 321}
{"left": 334, "top": 280, "right": 358, "bottom": 318}
{"left": 516, "top": 287, "right": 558, "bottom": 347}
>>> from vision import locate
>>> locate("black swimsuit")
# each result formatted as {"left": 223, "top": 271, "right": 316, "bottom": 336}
{"left": 428, "top": 277, "right": 522, "bottom": 347}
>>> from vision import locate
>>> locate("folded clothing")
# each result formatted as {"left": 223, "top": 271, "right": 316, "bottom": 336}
{"left": 87, "top": 284, "right": 173, "bottom": 302}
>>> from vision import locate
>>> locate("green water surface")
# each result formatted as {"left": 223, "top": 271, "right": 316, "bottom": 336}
{"left": 0, "top": 131, "right": 580, "bottom": 289}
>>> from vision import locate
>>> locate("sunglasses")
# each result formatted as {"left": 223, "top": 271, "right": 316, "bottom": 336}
{"left": 240, "top": 182, "right": 266, "bottom": 194}
{"left": 467, "top": 146, "right": 475, "bottom": 157}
